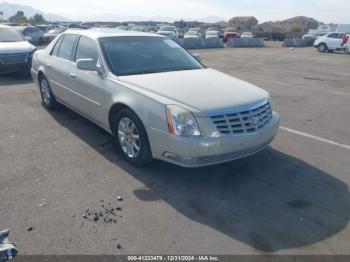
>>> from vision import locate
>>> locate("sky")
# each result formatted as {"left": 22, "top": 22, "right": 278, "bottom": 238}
{"left": 3, "top": 0, "right": 350, "bottom": 23}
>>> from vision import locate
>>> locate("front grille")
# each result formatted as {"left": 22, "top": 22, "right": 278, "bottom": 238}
{"left": 0, "top": 53, "right": 28, "bottom": 65}
{"left": 211, "top": 102, "right": 273, "bottom": 135}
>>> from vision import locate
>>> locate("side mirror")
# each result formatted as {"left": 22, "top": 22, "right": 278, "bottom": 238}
{"left": 76, "top": 59, "right": 104, "bottom": 75}
{"left": 25, "top": 36, "right": 32, "bottom": 42}
{"left": 193, "top": 54, "right": 202, "bottom": 62}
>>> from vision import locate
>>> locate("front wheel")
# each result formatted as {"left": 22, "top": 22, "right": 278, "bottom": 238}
{"left": 113, "top": 108, "right": 153, "bottom": 167}
{"left": 39, "top": 76, "right": 58, "bottom": 110}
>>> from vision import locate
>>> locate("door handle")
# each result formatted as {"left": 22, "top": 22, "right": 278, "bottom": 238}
{"left": 46, "top": 64, "right": 52, "bottom": 68}
{"left": 69, "top": 73, "right": 77, "bottom": 79}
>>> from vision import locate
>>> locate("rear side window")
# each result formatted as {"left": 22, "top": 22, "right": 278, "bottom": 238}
{"left": 328, "top": 33, "right": 341, "bottom": 39}
{"left": 57, "top": 34, "right": 78, "bottom": 61}
{"left": 51, "top": 35, "right": 64, "bottom": 56}
{"left": 75, "top": 36, "right": 99, "bottom": 62}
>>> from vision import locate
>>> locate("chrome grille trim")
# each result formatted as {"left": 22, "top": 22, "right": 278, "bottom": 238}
{"left": 198, "top": 138, "right": 273, "bottom": 165}
{"left": 0, "top": 53, "right": 28, "bottom": 65}
{"left": 211, "top": 102, "right": 273, "bottom": 135}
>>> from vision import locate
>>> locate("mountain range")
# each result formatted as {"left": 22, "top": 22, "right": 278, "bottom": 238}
{"left": 0, "top": 2, "right": 226, "bottom": 23}
{"left": 0, "top": 2, "right": 69, "bottom": 22}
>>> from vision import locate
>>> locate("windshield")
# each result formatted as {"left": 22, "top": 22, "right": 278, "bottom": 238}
{"left": 207, "top": 31, "right": 218, "bottom": 36}
{"left": 186, "top": 31, "right": 198, "bottom": 36}
{"left": 159, "top": 26, "right": 174, "bottom": 32}
{"left": 100, "top": 36, "right": 203, "bottom": 76}
{"left": 0, "top": 28, "right": 23, "bottom": 42}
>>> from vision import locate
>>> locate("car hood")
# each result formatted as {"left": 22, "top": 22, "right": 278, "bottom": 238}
{"left": 0, "top": 41, "right": 35, "bottom": 54}
{"left": 118, "top": 68, "right": 269, "bottom": 116}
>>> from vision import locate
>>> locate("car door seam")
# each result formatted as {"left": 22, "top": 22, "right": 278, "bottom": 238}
{"left": 50, "top": 79, "right": 102, "bottom": 107}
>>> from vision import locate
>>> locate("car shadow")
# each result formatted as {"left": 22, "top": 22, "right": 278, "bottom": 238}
{"left": 48, "top": 105, "right": 350, "bottom": 253}
{"left": 0, "top": 73, "right": 33, "bottom": 86}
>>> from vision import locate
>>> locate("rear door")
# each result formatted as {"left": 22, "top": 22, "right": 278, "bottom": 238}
{"left": 327, "top": 33, "right": 343, "bottom": 50}
{"left": 45, "top": 34, "right": 79, "bottom": 104}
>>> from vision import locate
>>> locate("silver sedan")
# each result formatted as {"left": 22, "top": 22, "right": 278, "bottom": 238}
{"left": 31, "top": 29, "right": 279, "bottom": 167}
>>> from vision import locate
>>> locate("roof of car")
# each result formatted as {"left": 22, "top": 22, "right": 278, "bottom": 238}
{"left": 63, "top": 28, "right": 165, "bottom": 39}
{"left": 14, "top": 26, "right": 37, "bottom": 32}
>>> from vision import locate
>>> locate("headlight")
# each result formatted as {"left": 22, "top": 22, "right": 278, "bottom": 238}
{"left": 166, "top": 105, "right": 201, "bottom": 137}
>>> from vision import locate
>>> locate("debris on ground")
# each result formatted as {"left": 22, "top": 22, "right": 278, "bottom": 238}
{"left": 26, "top": 226, "right": 33, "bottom": 232}
{"left": 82, "top": 201, "right": 122, "bottom": 225}
{"left": 0, "top": 229, "right": 17, "bottom": 261}
{"left": 38, "top": 201, "right": 47, "bottom": 207}
{"left": 117, "top": 196, "right": 123, "bottom": 201}
{"left": 117, "top": 244, "right": 122, "bottom": 250}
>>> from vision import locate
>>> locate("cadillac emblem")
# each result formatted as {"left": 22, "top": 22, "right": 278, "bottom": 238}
{"left": 250, "top": 113, "right": 261, "bottom": 128}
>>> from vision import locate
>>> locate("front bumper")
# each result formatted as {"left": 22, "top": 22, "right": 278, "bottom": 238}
{"left": 150, "top": 112, "right": 280, "bottom": 167}
{"left": 0, "top": 61, "right": 31, "bottom": 74}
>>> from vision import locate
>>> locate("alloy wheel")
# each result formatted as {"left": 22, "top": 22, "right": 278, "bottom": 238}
{"left": 117, "top": 117, "right": 141, "bottom": 158}
{"left": 41, "top": 78, "right": 51, "bottom": 105}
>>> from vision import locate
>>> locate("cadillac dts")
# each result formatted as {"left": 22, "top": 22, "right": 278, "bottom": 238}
{"left": 31, "top": 29, "right": 279, "bottom": 167}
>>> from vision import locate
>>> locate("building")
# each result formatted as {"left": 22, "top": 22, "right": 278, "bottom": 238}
{"left": 253, "top": 21, "right": 287, "bottom": 34}
{"left": 253, "top": 21, "right": 287, "bottom": 41}
{"left": 280, "top": 16, "right": 318, "bottom": 34}
{"left": 336, "top": 24, "right": 350, "bottom": 33}
{"left": 228, "top": 16, "right": 258, "bottom": 31}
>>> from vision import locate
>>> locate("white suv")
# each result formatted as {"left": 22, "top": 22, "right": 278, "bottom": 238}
{"left": 314, "top": 32, "right": 345, "bottom": 52}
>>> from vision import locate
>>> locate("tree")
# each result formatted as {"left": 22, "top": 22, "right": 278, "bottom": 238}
{"left": 30, "top": 13, "right": 46, "bottom": 25}
{"left": 9, "top": 11, "right": 29, "bottom": 24}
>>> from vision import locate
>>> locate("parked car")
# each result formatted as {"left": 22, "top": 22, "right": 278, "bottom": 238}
{"left": 130, "top": 26, "right": 146, "bottom": 32}
{"left": 207, "top": 27, "right": 220, "bottom": 32}
{"left": 157, "top": 26, "right": 178, "bottom": 41}
{"left": 43, "top": 28, "right": 66, "bottom": 43}
{"left": 14, "top": 26, "right": 44, "bottom": 45}
{"left": 31, "top": 30, "right": 279, "bottom": 167}
{"left": 342, "top": 33, "right": 350, "bottom": 53}
{"left": 314, "top": 32, "right": 346, "bottom": 52}
{"left": 0, "top": 25, "right": 36, "bottom": 75}
{"left": 240, "top": 32, "right": 253, "bottom": 38}
{"left": 35, "top": 24, "right": 55, "bottom": 33}
{"left": 116, "top": 26, "right": 128, "bottom": 31}
{"left": 205, "top": 30, "right": 219, "bottom": 38}
{"left": 224, "top": 28, "right": 240, "bottom": 42}
{"left": 189, "top": 27, "right": 201, "bottom": 33}
{"left": 184, "top": 31, "right": 202, "bottom": 39}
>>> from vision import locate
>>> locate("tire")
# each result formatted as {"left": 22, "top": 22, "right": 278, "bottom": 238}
{"left": 112, "top": 108, "right": 153, "bottom": 167}
{"left": 39, "top": 75, "right": 58, "bottom": 110}
{"left": 318, "top": 43, "right": 328, "bottom": 53}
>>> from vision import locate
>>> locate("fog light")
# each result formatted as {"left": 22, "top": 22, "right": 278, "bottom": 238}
{"left": 162, "top": 152, "right": 198, "bottom": 166}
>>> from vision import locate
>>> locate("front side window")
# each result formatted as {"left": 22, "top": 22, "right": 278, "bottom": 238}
{"left": 100, "top": 36, "right": 203, "bottom": 76}
{"left": 57, "top": 34, "right": 78, "bottom": 61}
{"left": 75, "top": 36, "right": 99, "bottom": 62}
{"left": 0, "top": 29, "right": 23, "bottom": 42}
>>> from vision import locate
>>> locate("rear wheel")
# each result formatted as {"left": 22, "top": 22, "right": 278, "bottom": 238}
{"left": 318, "top": 43, "right": 328, "bottom": 53}
{"left": 113, "top": 108, "right": 153, "bottom": 167}
{"left": 39, "top": 76, "right": 58, "bottom": 110}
